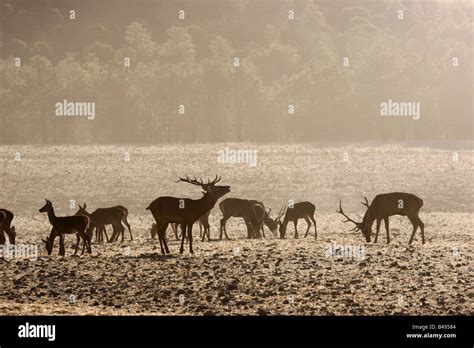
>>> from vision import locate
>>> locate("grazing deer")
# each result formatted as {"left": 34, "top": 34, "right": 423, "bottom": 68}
{"left": 250, "top": 201, "right": 279, "bottom": 238}
{"left": 219, "top": 198, "right": 262, "bottom": 239}
{"left": 0, "top": 208, "right": 16, "bottom": 245}
{"left": 39, "top": 199, "right": 91, "bottom": 256}
{"left": 76, "top": 204, "right": 132, "bottom": 244}
{"left": 336, "top": 192, "right": 425, "bottom": 244}
{"left": 278, "top": 202, "right": 317, "bottom": 239}
{"left": 147, "top": 175, "right": 230, "bottom": 254}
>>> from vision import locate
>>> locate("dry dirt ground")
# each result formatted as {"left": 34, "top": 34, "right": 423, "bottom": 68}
{"left": 0, "top": 144, "right": 472, "bottom": 315}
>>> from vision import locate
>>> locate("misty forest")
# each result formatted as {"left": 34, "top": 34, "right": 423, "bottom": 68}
{"left": 1, "top": 0, "right": 472, "bottom": 144}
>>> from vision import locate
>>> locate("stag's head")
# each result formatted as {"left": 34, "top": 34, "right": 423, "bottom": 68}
{"left": 42, "top": 236, "right": 54, "bottom": 255}
{"left": 39, "top": 199, "right": 53, "bottom": 213}
{"left": 176, "top": 175, "right": 230, "bottom": 199}
{"left": 336, "top": 200, "right": 371, "bottom": 243}
{"left": 75, "top": 203, "right": 89, "bottom": 216}
{"left": 263, "top": 209, "right": 279, "bottom": 236}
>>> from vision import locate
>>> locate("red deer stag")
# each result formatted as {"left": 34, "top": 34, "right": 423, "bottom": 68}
{"left": 147, "top": 175, "right": 230, "bottom": 254}
{"left": 0, "top": 208, "right": 16, "bottom": 245}
{"left": 39, "top": 199, "right": 91, "bottom": 256}
{"left": 336, "top": 192, "right": 425, "bottom": 244}
{"left": 278, "top": 202, "right": 317, "bottom": 239}
{"left": 76, "top": 204, "right": 132, "bottom": 244}
{"left": 219, "top": 198, "right": 262, "bottom": 239}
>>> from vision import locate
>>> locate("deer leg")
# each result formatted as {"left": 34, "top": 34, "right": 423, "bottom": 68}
{"left": 384, "top": 217, "right": 390, "bottom": 244}
{"left": 4, "top": 225, "right": 15, "bottom": 244}
{"left": 58, "top": 235, "right": 65, "bottom": 256}
{"left": 123, "top": 218, "right": 133, "bottom": 241}
{"left": 179, "top": 223, "right": 187, "bottom": 254}
{"left": 188, "top": 224, "right": 194, "bottom": 254}
{"left": 162, "top": 223, "right": 170, "bottom": 254}
{"left": 261, "top": 224, "right": 266, "bottom": 238}
{"left": 408, "top": 216, "right": 419, "bottom": 244}
{"left": 374, "top": 219, "right": 381, "bottom": 243}
{"left": 171, "top": 223, "right": 178, "bottom": 240}
{"left": 293, "top": 220, "right": 298, "bottom": 239}
{"left": 0, "top": 231, "right": 5, "bottom": 244}
{"left": 219, "top": 218, "right": 224, "bottom": 240}
{"left": 310, "top": 215, "right": 317, "bottom": 239}
{"left": 304, "top": 217, "right": 311, "bottom": 238}
{"left": 157, "top": 223, "right": 165, "bottom": 254}
{"left": 103, "top": 226, "right": 110, "bottom": 243}
{"left": 417, "top": 215, "right": 425, "bottom": 244}
{"left": 206, "top": 224, "right": 211, "bottom": 241}
{"left": 120, "top": 223, "right": 125, "bottom": 243}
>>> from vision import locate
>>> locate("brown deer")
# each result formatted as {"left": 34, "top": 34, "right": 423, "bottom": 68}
{"left": 336, "top": 193, "right": 425, "bottom": 244}
{"left": 250, "top": 201, "right": 279, "bottom": 238}
{"left": 76, "top": 204, "right": 132, "bottom": 244}
{"left": 146, "top": 175, "right": 230, "bottom": 254}
{"left": 153, "top": 210, "right": 211, "bottom": 242}
{"left": 219, "top": 198, "right": 262, "bottom": 239}
{"left": 39, "top": 199, "right": 91, "bottom": 256}
{"left": 278, "top": 202, "right": 317, "bottom": 239}
{"left": 0, "top": 208, "right": 16, "bottom": 245}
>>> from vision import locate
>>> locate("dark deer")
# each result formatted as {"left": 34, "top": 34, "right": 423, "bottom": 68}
{"left": 147, "top": 175, "right": 230, "bottom": 254}
{"left": 250, "top": 201, "right": 279, "bottom": 238}
{"left": 153, "top": 210, "right": 211, "bottom": 243}
{"left": 76, "top": 204, "right": 132, "bottom": 244}
{"left": 278, "top": 202, "right": 317, "bottom": 239}
{"left": 39, "top": 199, "right": 91, "bottom": 256}
{"left": 219, "top": 198, "right": 262, "bottom": 239}
{"left": 0, "top": 208, "right": 16, "bottom": 245}
{"left": 336, "top": 193, "right": 425, "bottom": 244}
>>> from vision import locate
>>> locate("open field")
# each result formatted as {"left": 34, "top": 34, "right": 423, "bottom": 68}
{"left": 0, "top": 144, "right": 473, "bottom": 315}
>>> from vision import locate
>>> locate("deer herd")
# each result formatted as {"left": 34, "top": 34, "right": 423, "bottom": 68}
{"left": 0, "top": 175, "right": 426, "bottom": 256}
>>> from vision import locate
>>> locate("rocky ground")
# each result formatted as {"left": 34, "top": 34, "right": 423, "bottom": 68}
{"left": 1, "top": 212, "right": 472, "bottom": 316}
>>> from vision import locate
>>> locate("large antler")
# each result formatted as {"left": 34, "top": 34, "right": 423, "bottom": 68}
{"left": 360, "top": 196, "right": 370, "bottom": 208}
{"left": 176, "top": 175, "right": 205, "bottom": 186}
{"left": 336, "top": 200, "right": 361, "bottom": 231}
{"left": 206, "top": 175, "right": 221, "bottom": 186}
{"left": 176, "top": 175, "right": 221, "bottom": 187}
{"left": 276, "top": 205, "right": 286, "bottom": 222}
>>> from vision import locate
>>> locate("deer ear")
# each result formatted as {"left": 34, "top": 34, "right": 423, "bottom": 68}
{"left": 42, "top": 239, "right": 47, "bottom": 243}
{"left": 83, "top": 203, "right": 87, "bottom": 209}
{"left": 201, "top": 191, "right": 206, "bottom": 195}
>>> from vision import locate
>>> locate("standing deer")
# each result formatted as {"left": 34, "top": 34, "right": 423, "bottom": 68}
{"left": 39, "top": 199, "right": 91, "bottom": 256}
{"left": 219, "top": 198, "right": 262, "bottom": 239}
{"left": 336, "top": 192, "right": 425, "bottom": 244}
{"left": 147, "top": 175, "right": 230, "bottom": 254}
{"left": 76, "top": 204, "right": 132, "bottom": 244}
{"left": 0, "top": 208, "right": 16, "bottom": 245}
{"left": 278, "top": 202, "right": 317, "bottom": 239}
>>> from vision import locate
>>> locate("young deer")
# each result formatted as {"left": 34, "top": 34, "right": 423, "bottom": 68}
{"left": 39, "top": 199, "right": 91, "bottom": 256}
{"left": 76, "top": 204, "right": 132, "bottom": 244}
{"left": 278, "top": 202, "right": 317, "bottom": 239}
{"left": 0, "top": 208, "right": 16, "bottom": 245}
{"left": 336, "top": 192, "right": 425, "bottom": 244}
{"left": 147, "top": 175, "right": 230, "bottom": 254}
